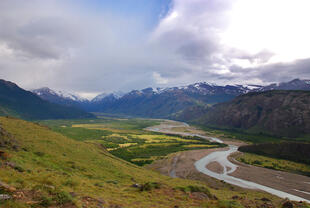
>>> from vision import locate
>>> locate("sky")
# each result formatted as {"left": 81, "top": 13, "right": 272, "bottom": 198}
{"left": 0, "top": 0, "right": 310, "bottom": 99}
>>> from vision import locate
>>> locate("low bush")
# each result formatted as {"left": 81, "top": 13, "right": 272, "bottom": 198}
{"left": 217, "top": 200, "right": 244, "bottom": 208}
{"left": 176, "top": 185, "right": 212, "bottom": 198}
{"left": 54, "top": 191, "right": 73, "bottom": 205}
{"left": 140, "top": 182, "right": 161, "bottom": 191}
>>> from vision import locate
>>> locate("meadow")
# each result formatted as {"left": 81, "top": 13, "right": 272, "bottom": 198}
{"left": 236, "top": 152, "right": 310, "bottom": 177}
{"left": 199, "top": 126, "right": 310, "bottom": 144}
{"left": 40, "top": 118, "right": 226, "bottom": 166}
{"left": 0, "top": 117, "right": 228, "bottom": 207}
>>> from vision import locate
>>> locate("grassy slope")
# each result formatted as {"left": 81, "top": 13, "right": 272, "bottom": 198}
{"left": 0, "top": 117, "right": 244, "bottom": 208}
{"left": 236, "top": 152, "right": 310, "bottom": 177}
{"left": 39, "top": 118, "right": 226, "bottom": 166}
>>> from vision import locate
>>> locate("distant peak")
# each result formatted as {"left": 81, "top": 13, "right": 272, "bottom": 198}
{"left": 92, "top": 91, "right": 125, "bottom": 102}
{"left": 32, "top": 87, "right": 87, "bottom": 102}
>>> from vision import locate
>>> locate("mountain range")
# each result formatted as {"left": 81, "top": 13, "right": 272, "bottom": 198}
{"left": 1, "top": 78, "right": 310, "bottom": 137}
{"left": 32, "top": 78, "right": 310, "bottom": 118}
{"left": 0, "top": 79, "right": 94, "bottom": 120}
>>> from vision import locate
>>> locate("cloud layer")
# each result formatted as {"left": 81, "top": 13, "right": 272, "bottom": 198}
{"left": 0, "top": 0, "right": 309, "bottom": 98}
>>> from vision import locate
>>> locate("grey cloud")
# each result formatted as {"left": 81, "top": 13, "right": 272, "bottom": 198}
{"left": 227, "top": 49, "right": 275, "bottom": 64}
{"left": 227, "top": 58, "right": 310, "bottom": 84}
{"left": 0, "top": 1, "right": 80, "bottom": 60}
{"left": 0, "top": 0, "right": 309, "bottom": 97}
{"left": 150, "top": 0, "right": 237, "bottom": 80}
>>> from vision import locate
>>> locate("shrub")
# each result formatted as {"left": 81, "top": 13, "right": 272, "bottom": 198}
{"left": 0, "top": 200, "right": 28, "bottom": 208}
{"left": 106, "top": 180, "right": 118, "bottom": 184}
{"left": 39, "top": 196, "right": 53, "bottom": 207}
{"left": 218, "top": 200, "right": 244, "bottom": 208}
{"left": 176, "top": 185, "right": 212, "bottom": 198}
{"left": 34, "top": 152, "right": 45, "bottom": 157}
{"left": 54, "top": 191, "right": 73, "bottom": 205}
{"left": 0, "top": 151, "right": 10, "bottom": 160}
{"left": 14, "top": 166, "right": 25, "bottom": 173}
{"left": 252, "top": 160, "right": 262, "bottom": 165}
{"left": 140, "top": 182, "right": 161, "bottom": 191}
{"left": 63, "top": 179, "right": 79, "bottom": 187}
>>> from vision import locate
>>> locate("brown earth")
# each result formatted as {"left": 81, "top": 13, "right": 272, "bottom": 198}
{"left": 147, "top": 120, "right": 310, "bottom": 201}
{"left": 148, "top": 149, "right": 310, "bottom": 201}
{"left": 148, "top": 148, "right": 241, "bottom": 190}
{"left": 206, "top": 161, "right": 223, "bottom": 174}
{"left": 228, "top": 153, "right": 310, "bottom": 200}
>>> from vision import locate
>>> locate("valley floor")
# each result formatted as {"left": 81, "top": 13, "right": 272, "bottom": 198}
{"left": 147, "top": 121, "right": 310, "bottom": 202}
{"left": 1, "top": 116, "right": 309, "bottom": 207}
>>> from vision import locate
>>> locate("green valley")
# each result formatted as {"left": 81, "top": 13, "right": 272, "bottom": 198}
{"left": 39, "top": 118, "right": 226, "bottom": 166}
{"left": 1, "top": 116, "right": 307, "bottom": 207}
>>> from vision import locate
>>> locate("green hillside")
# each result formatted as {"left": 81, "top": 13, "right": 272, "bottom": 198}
{"left": 1, "top": 117, "right": 302, "bottom": 207}
{"left": 0, "top": 79, "right": 94, "bottom": 120}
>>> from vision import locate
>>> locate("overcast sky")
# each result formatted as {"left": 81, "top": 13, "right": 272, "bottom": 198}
{"left": 0, "top": 0, "right": 310, "bottom": 99}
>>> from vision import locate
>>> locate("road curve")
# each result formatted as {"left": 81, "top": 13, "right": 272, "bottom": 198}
{"left": 146, "top": 121, "right": 310, "bottom": 203}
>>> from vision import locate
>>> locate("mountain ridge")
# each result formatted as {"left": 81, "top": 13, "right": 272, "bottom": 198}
{"left": 0, "top": 79, "right": 94, "bottom": 120}
{"left": 178, "top": 90, "right": 310, "bottom": 138}
{"left": 32, "top": 78, "right": 310, "bottom": 118}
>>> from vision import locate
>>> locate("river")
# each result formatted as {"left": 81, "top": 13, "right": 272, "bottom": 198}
{"left": 146, "top": 121, "right": 310, "bottom": 203}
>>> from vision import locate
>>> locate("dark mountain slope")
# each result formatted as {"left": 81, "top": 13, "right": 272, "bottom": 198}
{"left": 89, "top": 84, "right": 248, "bottom": 118}
{"left": 0, "top": 79, "right": 94, "bottom": 120}
{"left": 258, "top": 79, "right": 310, "bottom": 91}
{"left": 32, "top": 78, "right": 310, "bottom": 119}
{"left": 34, "top": 83, "right": 248, "bottom": 117}
{"left": 185, "top": 91, "right": 310, "bottom": 138}
{"left": 31, "top": 87, "right": 90, "bottom": 108}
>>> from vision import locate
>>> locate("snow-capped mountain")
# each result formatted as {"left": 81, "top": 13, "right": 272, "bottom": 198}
{"left": 0, "top": 80, "right": 93, "bottom": 119}
{"left": 32, "top": 87, "right": 89, "bottom": 107}
{"left": 88, "top": 83, "right": 252, "bottom": 118}
{"left": 258, "top": 79, "right": 310, "bottom": 91}
{"left": 32, "top": 78, "right": 310, "bottom": 118}
{"left": 92, "top": 91, "right": 125, "bottom": 103}
{"left": 88, "top": 79, "right": 310, "bottom": 118}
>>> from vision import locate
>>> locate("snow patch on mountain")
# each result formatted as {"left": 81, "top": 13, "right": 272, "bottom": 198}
{"left": 92, "top": 91, "right": 126, "bottom": 102}
{"left": 32, "top": 87, "right": 88, "bottom": 102}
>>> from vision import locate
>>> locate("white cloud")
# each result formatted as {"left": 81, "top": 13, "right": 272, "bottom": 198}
{"left": 152, "top": 72, "right": 169, "bottom": 84}
{"left": 222, "top": 0, "right": 310, "bottom": 63}
{"left": 0, "top": 0, "right": 310, "bottom": 98}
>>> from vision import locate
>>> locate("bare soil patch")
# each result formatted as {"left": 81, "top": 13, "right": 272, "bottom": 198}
{"left": 228, "top": 154, "right": 310, "bottom": 200}
{"left": 206, "top": 161, "right": 223, "bottom": 174}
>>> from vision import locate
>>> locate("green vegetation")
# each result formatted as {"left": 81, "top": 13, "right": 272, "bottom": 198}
{"left": 198, "top": 125, "right": 310, "bottom": 144}
{"left": 176, "top": 185, "right": 212, "bottom": 197}
{"left": 238, "top": 142, "right": 310, "bottom": 165}
{"left": 39, "top": 117, "right": 161, "bottom": 132}
{"left": 110, "top": 138, "right": 224, "bottom": 166}
{"left": 236, "top": 153, "right": 310, "bottom": 177}
{"left": 199, "top": 126, "right": 284, "bottom": 143}
{"left": 50, "top": 127, "right": 113, "bottom": 141}
{"left": 0, "top": 117, "right": 218, "bottom": 207}
{"left": 40, "top": 118, "right": 226, "bottom": 166}
{"left": 139, "top": 182, "right": 161, "bottom": 191}
{"left": 1, "top": 117, "right": 309, "bottom": 207}
{"left": 217, "top": 200, "right": 244, "bottom": 208}
{"left": 236, "top": 142, "right": 310, "bottom": 177}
